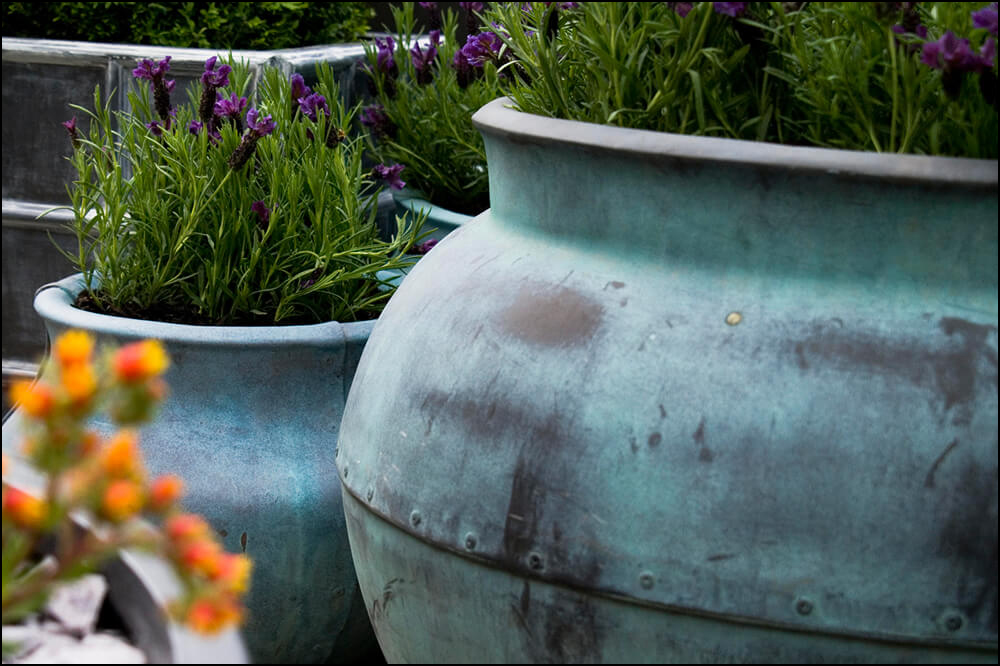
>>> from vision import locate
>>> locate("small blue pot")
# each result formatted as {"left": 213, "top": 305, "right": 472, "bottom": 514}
{"left": 1, "top": 274, "right": 377, "bottom": 664}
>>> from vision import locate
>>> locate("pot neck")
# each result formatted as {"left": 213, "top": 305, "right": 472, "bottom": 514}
{"left": 474, "top": 100, "right": 998, "bottom": 296}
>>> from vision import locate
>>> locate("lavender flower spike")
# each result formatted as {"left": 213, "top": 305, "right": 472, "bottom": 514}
{"left": 298, "top": 93, "right": 330, "bottom": 122}
{"left": 290, "top": 73, "right": 312, "bottom": 115}
{"left": 199, "top": 56, "right": 232, "bottom": 128}
{"left": 412, "top": 30, "right": 441, "bottom": 85}
{"left": 228, "top": 109, "right": 276, "bottom": 170}
{"left": 713, "top": 2, "right": 748, "bottom": 17}
{"left": 62, "top": 116, "right": 80, "bottom": 149}
{"left": 132, "top": 56, "right": 174, "bottom": 122}
{"left": 251, "top": 201, "right": 271, "bottom": 230}
{"left": 374, "top": 163, "right": 406, "bottom": 190}
{"left": 973, "top": 3, "right": 999, "bottom": 37}
{"left": 215, "top": 92, "right": 249, "bottom": 134}
{"left": 246, "top": 109, "right": 276, "bottom": 137}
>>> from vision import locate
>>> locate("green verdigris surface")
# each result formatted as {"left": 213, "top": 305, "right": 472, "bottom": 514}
{"left": 337, "top": 98, "right": 997, "bottom": 662}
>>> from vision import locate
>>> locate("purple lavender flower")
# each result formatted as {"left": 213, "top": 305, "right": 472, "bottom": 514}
{"left": 922, "top": 31, "right": 981, "bottom": 71}
{"left": 418, "top": 1, "right": 438, "bottom": 8}
{"left": 413, "top": 238, "right": 439, "bottom": 255}
{"left": 201, "top": 56, "right": 231, "bottom": 88}
{"left": 132, "top": 56, "right": 174, "bottom": 122}
{"left": 188, "top": 120, "right": 203, "bottom": 135}
{"left": 215, "top": 92, "right": 248, "bottom": 133}
{"left": 373, "top": 163, "right": 406, "bottom": 190}
{"left": 461, "top": 31, "right": 503, "bottom": 67}
{"left": 62, "top": 116, "right": 80, "bottom": 149}
{"left": 375, "top": 36, "right": 398, "bottom": 78}
{"left": 713, "top": 2, "right": 748, "bottom": 17}
{"left": 146, "top": 120, "right": 164, "bottom": 137}
{"left": 247, "top": 109, "right": 276, "bottom": 137}
{"left": 298, "top": 92, "right": 330, "bottom": 122}
{"left": 227, "top": 109, "right": 275, "bottom": 171}
{"left": 198, "top": 56, "right": 232, "bottom": 127}
{"left": 668, "top": 2, "right": 694, "bottom": 17}
{"left": 290, "top": 73, "right": 312, "bottom": 115}
{"left": 459, "top": 1, "right": 484, "bottom": 11}
{"left": 411, "top": 30, "right": 441, "bottom": 85}
{"left": 973, "top": 3, "right": 999, "bottom": 36}
{"left": 360, "top": 104, "right": 396, "bottom": 140}
{"left": 251, "top": 201, "right": 271, "bottom": 230}
{"left": 461, "top": 1, "right": 486, "bottom": 35}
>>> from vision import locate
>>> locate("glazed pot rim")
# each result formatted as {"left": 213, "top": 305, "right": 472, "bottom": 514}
{"left": 34, "top": 274, "right": 375, "bottom": 346}
{"left": 472, "top": 97, "right": 998, "bottom": 187}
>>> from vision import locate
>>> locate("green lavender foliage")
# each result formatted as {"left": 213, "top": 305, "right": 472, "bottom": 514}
{"left": 485, "top": 2, "right": 997, "bottom": 158}
{"left": 362, "top": 3, "right": 502, "bottom": 215}
{"left": 2, "top": 2, "right": 374, "bottom": 49}
{"left": 60, "top": 58, "right": 422, "bottom": 325}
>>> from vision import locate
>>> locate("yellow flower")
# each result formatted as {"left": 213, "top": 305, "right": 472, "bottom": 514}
{"left": 184, "top": 595, "right": 243, "bottom": 635}
{"left": 100, "top": 429, "right": 145, "bottom": 480}
{"left": 213, "top": 553, "right": 253, "bottom": 595}
{"left": 100, "top": 479, "right": 145, "bottom": 523}
{"left": 60, "top": 362, "right": 97, "bottom": 406}
{"left": 53, "top": 330, "right": 95, "bottom": 368}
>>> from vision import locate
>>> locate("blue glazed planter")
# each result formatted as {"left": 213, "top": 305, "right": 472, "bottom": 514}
{"left": 391, "top": 187, "right": 478, "bottom": 243}
{"left": 1, "top": 274, "right": 377, "bottom": 664}
{"left": 337, "top": 98, "right": 998, "bottom": 662}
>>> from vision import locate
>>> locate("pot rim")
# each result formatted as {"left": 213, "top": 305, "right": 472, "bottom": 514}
{"left": 34, "top": 274, "right": 375, "bottom": 347}
{"left": 472, "top": 97, "right": 998, "bottom": 188}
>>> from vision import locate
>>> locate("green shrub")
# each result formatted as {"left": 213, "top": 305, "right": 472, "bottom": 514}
{"left": 2, "top": 2, "right": 374, "bottom": 49}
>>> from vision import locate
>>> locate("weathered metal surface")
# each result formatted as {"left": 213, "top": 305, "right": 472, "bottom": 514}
{"left": 337, "top": 98, "right": 998, "bottom": 661}
{"left": 2, "top": 274, "right": 378, "bottom": 664}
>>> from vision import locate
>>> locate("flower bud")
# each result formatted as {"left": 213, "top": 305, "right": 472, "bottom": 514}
{"left": 113, "top": 340, "right": 170, "bottom": 383}
{"left": 3, "top": 486, "right": 46, "bottom": 529}
{"left": 10, "top": 380, "right": 55, "bottom": 419}
{"left": 101, "top": 429, "right": 144, "bottom": 480}
{"left": 101, "top": 479, "right": 145, "bottom": 523}
{"left": 54, "top": 330, "right": 95, "bottom": 367}
{"left": 149, "top": 474, "right": 184, "bottom": 512}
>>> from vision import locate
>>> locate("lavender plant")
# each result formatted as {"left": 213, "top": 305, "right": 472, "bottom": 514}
{"left": 360, "top": 2, "right": 505, "bottom": 216}
{"left": 56, "top": 56, "right": 423, "bottom": 325}
{"left": 485, "top": 2, "right": 997, "bottom": 158}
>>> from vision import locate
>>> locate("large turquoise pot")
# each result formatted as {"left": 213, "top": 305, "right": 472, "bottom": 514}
{"left": 1, "top": 274, "right": 377, "bottom": 664}
{"left": 337, "top": 98, "right": 998, "bottom": 662}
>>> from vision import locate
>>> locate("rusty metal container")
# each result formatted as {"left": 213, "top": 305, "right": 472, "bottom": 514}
{"left": 337, "top": 98, "right": 998, "bottom": 662}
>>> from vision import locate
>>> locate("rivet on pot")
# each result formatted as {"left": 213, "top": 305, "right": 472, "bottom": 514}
{"left": 464, "top": 533, "right": 478, "bottom": 550}
{"left": 528, "top": 552, "right": 544, "bottom": 570}
{"left": 410, "top": 510, "right": 422, "bottom": 527}
{"left": 342, "top": 465, "right": 349, "bottom": 478}
{"left": 639, "top": 571, "right": 655, "bottom": 590}
{"left": 366, "top": 487, "right": 374, "bottom": 502}
{"left": 943, "top": 612, "right": 964, "bottom": 632}
{"left": 795, "top": 598, "right": 814, "bottom": 616}
{"left": 726, "top": 312, "right": 743, "bottom": 326}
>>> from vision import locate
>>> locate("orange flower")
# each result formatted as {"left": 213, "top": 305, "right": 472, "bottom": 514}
{"left": 80, "top": 430, "right": 101, "bottom": 456}
{"left": 113, "top": 340, "right": 169, "bottom": 383}
{"left": 60, "top": 362, "right": 98, "bottom": 406}
{"left": 185, "top": 595, "right": 243, "bottom": 635}
{"left": 178, "top": 538, "right": 223, "bottom": 578}
{"left": 212, "top": 553, "right": 253, "bottom": 595}
{"left": 53, "top": 330, "right": 94, "bottom": 368}
{"left": 165, "top": 513, "right": 212, "bottom": 544}
{"left": 100, "top": 429, "right": 144, "bottom": 480}
{"left": 148, "top": 475, "right": 184, "bottom": 512}
{"left": 10, "top": 380, "right": 54, "bottom": 419}
{"left": 101, "top": 479, "right": 145, "bottom": 523}
{"left": 3, "top": 486, "right": 46, "bottom": 529}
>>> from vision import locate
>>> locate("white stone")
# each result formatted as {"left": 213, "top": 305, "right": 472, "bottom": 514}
{"left": 43, "top": 575, "right": 108, "bottom": 637}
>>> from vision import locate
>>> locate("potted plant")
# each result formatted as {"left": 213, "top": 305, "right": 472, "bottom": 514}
{"left": 360, "top": 2, "right": 506, "bottom": 248}
{"left": 1, "top": 3, "right": 378, "bottom": 395}
{"left": 337, "top": 2, "right": 998, "bottom": 663}
{"left": 3, "top": 330, "right": 250, "bottom": 663}
{"left": 3, "top": 52, "right": 422, "bottom": 663}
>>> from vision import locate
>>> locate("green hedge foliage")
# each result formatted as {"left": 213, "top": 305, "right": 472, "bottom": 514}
{"left": 2, "top": 2, "right": 374, "bottom": 49}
